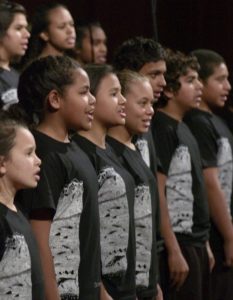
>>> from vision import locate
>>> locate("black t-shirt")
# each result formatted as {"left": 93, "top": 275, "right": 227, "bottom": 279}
{"left": 0, "top": 203, "right": 44, "bottom": 299}
{"left": 185, "top": 109, "right": 233, "bottom": 249}
{"left": 16, "top": 130, "right": 101, "bottom": 300}
{"left": 0, "top": 68, "right": 19, "bottom": 110}
{"left": 73, "top": 133, "right": 136, "bottom": 300}
{"left": 107, "top": 136, "right": 160, "bottom": 299}
{"left": 152, "top": 111, "right": 210, "bottom": 245}
{"left": 133, "top": 129, "right": 159, "bottom": 176}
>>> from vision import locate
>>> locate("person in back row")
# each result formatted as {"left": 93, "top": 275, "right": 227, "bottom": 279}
{"left": 184, "top": 49, "right": 233, "bottom": 300}
{"left": 113, "top": 36, "right": 166, "bottom": 174}
{"left": 21, "top": 2, "right": 76, "bottom": 67}
{"left": 0, "top": 0, "right": 30, "bottom": 109}
{"left": 152, "top": 50, "right": 211, "bottom": 300}
{"left": 75, "top": 20, "right": 107, "bottom": 65}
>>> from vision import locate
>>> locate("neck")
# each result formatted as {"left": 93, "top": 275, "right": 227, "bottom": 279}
{"left": 40, "top": 44, "right": 64, "bottom": 58}
{"left": 198, "top": 100, "right": 212, "bottom": 113}
{"left": 0, "top": 50, "right": 10, "bottom": 70}
{"left": 37, "top": 117, "right": 69, "bottom": 142}
{"left": 78, "top": 120, "right": 107, "bottom": 148}
{"left": 108, "top": 125, "right": 136, "bottom": 150}
{"left": 0, "top": 180, "right": 17, "bottom": 212}
{"left": 158, "top": 105, "right": 184, "bottom": 122}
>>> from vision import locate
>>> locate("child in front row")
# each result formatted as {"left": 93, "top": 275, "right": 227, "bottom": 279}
{"left": 16, "top": 55, "right": 101, "bottom": 300}
{"left": 0, "top": 110, "right": 44, "bottom": 299}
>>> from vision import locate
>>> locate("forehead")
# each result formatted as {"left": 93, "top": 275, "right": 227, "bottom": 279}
{"left": 9, "top": 13, "right": 27, "bottom": 26}
{"left": 139, "top": 60, "right": 166, "bottom": 75}
{"left": 211, "top": 63, "right": 229, "bottom": 77}
{"left": 128, "top": 79, "right": 153, "bottom": 97}
{"left": 181, "top": 68, "right": 199, "bottom": 78}
{"left": 13, "top": 127, "right": 35, "bottom": 147}
{"left": 70, "top": 68, "right": 89, "bottom": 85}
{"left": 84, "top": 26, "right": 106, "bottom": 40}
{"left": 48, "top": 7, "right": 73, "bottom": 24}
{"left": 99, "top": 73, "right": 120, "bottom": 89}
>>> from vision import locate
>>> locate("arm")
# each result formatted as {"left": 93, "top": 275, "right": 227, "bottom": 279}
{"left": 157, "top": 172, "right": 189, "bottom": 290}
{"left": 206, "top": 241, "right": 215, "bottom": 272}
{"left": 30, "top": 218, "right": 61, "bottom": 300}
{"left": 155, "top": 284, "right": 163, "bottom": 300}
{"left": 203, "top": 167, "right": 233, "bottom": 267}
{"left": 100, "top": 282, "right": 113, "bottom": 300}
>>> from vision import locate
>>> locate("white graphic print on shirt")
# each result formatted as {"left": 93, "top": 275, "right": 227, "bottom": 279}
{"left": 50, "top": 179, "right": 83, "bottom": 298}
{"left": 98, "top": 167, "right": 129, "bottom": 275}
{"left": 217, "top": 137, "right": 233, "bottom": 214}
{"left": 166, "top": 145, "right": 194, "bottom": 233}
{"left": 0, "top": 234, "right": 32, "bottom": 299}
{"left": 135, "top": 138, "right": 150, "bottom": 167}
{"left": 134, "top": 184, "right": 152, "bottom": 288}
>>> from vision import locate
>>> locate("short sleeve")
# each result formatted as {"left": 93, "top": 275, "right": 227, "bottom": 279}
{"left": 185, "top": 116, "right": 218, "bottom": 168}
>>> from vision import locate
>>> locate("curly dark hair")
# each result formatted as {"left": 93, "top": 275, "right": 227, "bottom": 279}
{"left": 113, "top": 36, "right": 166, "bottom": 72}
{"left": 157, "top": 49, "right": 199, "bottom": 107}
{"left": 18, "top": 55, "right": 81, "bottom": 124}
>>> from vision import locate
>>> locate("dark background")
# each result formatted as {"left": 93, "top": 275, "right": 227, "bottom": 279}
{"left": 19, "top": 0, "right": 233, "bottom": 73}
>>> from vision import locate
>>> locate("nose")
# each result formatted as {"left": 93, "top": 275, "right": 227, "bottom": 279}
{"left": 67, "top": 24, "right": 75, "bottom": 35}
{"left": 225, "top": 79, "right": 231, "bottom": 91}
{"left": 119, "top": 93, "right": 126, "bottom": 105}
{"left": 89, "top": 92, "right": 96, "bottom": 105}
{"left": 197, "top": 79, "right": 203, "bottom": 90}
{"left": 159, "top": 74, "right": 166, "bottom": 87}
{"left": 100, "top": 42, "right": 107, "bottom": 54}
{"left": 35, "top": 154, "right": 41, "bottom": 167}
{"left": 146, "top": 104, "right": 154, "bottom": 116}
{"left": 24, "top": 28, "right": 30, "bottom": 39}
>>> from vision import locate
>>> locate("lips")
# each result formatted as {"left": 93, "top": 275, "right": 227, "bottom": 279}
{"left": 66, "top": 37, "right": 76, "bottom": 45}
{"left": 96, "top": 56, "right": 107, "bottom": 64}
{"left": 118, "top": 107, "right": 126, "bottom": 118}
{"left": 143, "top": 119, "right": 152, "bottom": 127}
{"left": 34, "top": 169, "right": 41, "bottom": 182}
{"left": 220, "top": 94, "right": 228, "bottom": 101}
{"left": 21, "top": 43, "right": 28, "bottom": 50}
{"left": 86, "top": 109, "right": 94, "bottom": 121}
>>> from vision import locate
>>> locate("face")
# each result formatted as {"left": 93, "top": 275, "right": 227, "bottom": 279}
{"left": 79, "top": 26, "right": 107, "bottom": 64}
{"left": 43, "top": 7, "right": 76, "bottom": 52}
{"left": 59, "top": 69, "right": 96, "bottom": 131}
{"left": 2, "top": 127, "right": 41, "bottom": 191}
{"left": 94, "top": 73, "right": 126, "bottom": 127}
{"left": 0, "top": 13, "right": 30, "bottom": 59}
{"left": 172, "top": 68, "right": 203, "bottom": 112}
{"left": 139, "top": 60, "right": 166, "bottom": 100}
{"left": 124, "top": 79, "right": 154, "bottom": 135}
{"left": 201, "top": 63, "right": 231, "bottom": 108}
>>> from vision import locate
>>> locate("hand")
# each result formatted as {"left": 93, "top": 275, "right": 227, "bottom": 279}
{"left": 155, "top": 284, "right": 163, "bottom": 300}
{"left": 224, "top": 238, "right": 233, "bottom": 267}
{"left": 206, "top": 242, "right": 215, "bottom": 272}
{"left": 168, "top": 250, "right": 189, "bottom": 290}
{"left": 100, "top": 283, "right": 113, "bottom": 300}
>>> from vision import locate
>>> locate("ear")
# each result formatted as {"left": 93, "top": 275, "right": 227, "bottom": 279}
{"left": 0, "top": 156, "right": 7, "bottom": 177}
{"left": 46, "top": 90, "right": 62, "bottom": 111}
{"left": 39, "top": 31, "right": 49, "bottom": 42}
